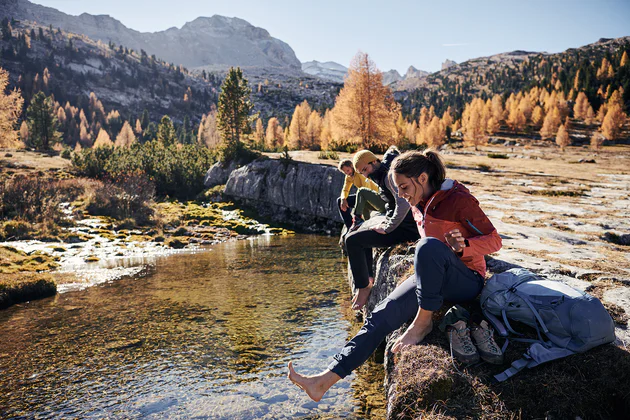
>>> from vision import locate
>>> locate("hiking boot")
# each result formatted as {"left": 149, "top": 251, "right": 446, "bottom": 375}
{"left": 446, "top": 320, "right": 479, "bottom": 364}
{"left": 348, "top": 216, "right": 364, "bottom": 232}
{"left": 471, "top": 320, "right": 504, "bottom": 365}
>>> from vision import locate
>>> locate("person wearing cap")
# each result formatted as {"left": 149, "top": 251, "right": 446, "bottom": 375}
{"left": 337, "top": 159, "right": 380, "bottom": 230}
{"left": 344, "top": 146, "right": 419, "bottom": 311}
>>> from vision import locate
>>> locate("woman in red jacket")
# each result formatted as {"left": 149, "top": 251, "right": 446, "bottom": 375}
{"left": 288, "top": 149, "right": 502, "bottom": 402}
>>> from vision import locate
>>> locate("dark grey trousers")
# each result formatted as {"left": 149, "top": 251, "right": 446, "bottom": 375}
{"left": 344, "top": 215, "right": 419, "bottom": 289}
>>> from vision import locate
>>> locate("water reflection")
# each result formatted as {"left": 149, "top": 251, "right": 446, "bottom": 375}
{"left": 0, "top": 235, "right": 380, "bottom": 419}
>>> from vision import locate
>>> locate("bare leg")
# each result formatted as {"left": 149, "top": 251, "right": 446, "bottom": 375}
{"left": 287, "top": 362, "right": 341, "bottom": 402}
{"left": 391, "top": 308, "right": 433, "bottom": 353}
{"left": 351, "top": 276, "right": 374, "bottom": 310}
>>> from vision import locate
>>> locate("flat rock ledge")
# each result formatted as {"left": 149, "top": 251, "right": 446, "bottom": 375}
{"left": 359, "top": 246, "right": 630, "bottom": 419}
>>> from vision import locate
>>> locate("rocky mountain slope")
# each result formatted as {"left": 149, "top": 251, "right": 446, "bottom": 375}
{"left": 301, "top": 60, "right": 347, "bottom": 83}
{"left": 303, "top": 60, "right": 432, "bottom": 86}
{"left": 0, "top": 19, "right": 339, "bottom": 146}
{"left": 1, "top": 0, "right": 301, "bottom": 70}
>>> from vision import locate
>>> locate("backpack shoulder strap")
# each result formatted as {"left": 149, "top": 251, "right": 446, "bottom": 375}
{"left": 494, "top": 344, "right": 576, "bottom": 382}
{"left": 493, "top": 355, "right": 531, "bottom": 382}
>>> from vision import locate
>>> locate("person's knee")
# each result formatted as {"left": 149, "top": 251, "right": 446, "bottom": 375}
{"left": 345, "top": 231, "right": 362, "bottom": 248}
{"left": 415, "top": 237, "right": 448, "bottom": 263}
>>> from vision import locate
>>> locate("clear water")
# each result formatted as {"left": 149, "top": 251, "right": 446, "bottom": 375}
{"left": 0, "top": 235, "right": 381, "bottom": 419}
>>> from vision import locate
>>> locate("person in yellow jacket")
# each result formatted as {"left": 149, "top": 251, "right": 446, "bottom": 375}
{"left": 337, "top": 159, "right": 381, "bottom": 230}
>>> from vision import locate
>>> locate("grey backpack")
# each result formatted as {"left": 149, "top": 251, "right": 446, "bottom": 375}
{"left": 480, "top": 268, "right": 616, "bottom": 382}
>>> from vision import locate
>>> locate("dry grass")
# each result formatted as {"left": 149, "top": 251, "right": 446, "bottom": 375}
{"left": 388, "top": 324, "right": 630, "bottom": 419}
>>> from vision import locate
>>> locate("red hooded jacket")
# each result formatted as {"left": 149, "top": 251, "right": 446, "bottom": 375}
{"left": 411, "top": 179, "right": 502, "bottom": 277}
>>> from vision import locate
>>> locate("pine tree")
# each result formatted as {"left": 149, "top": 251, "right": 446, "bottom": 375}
{"left": 601, "top": 104, "right": 627, "bottom": 141}
{"left": 555, "top": 123, "right": 570, "bottom": 150}
{"left": 265, "top": 117, "right": 283, "bottom": 150}
{"left": 461, "top": 98, "right": 487, "bottom": 150}
{"left": 115, "top": 121, "right": 136, "bottom": 148}
{"left": 0, "top": 67, "right": 24, "bottom": 147}
{"left": 305, "top": 110, "right": 323, "bottom": 150}
{"left": 1, "top": 18, "right": 12, "bottom": 41}
{"left": 425, "top": 117, "right": 446, "bottom": 148}
{"left": 134, "top": 119, "right": 143, "bottom": 135}
{"left": 197, "top": 107, "right": 221, "bottom": 149}
{"left": 573, "top": 92, "right": 590, "bottom": 120}
{"left": 179, "top": 115, "right": 192, "bottom": 144}
{"left": 320, "top": 110, "right": 332, "bottom": 150}
{"left": 26, "top": 91, "right": 61, "bottom": 150}
{"left": 621, "top": 51, "right": 630, "bottom": 67}
{"left": 331, "top": 52, "right": 398, "bottom": 149}
{"left": 93, "top": 128, "right": 113, "bottom": 148}
{"left": 531, "top": 106, "right": 545, "bottom": 127}
{"left": 288, "top": 100, "right": 311, "bottom": 149}
{"left": 140, "top": 109, "right": 150, "bottom": 130}
{"left": 253, "top": 118, "right": 265, "bottom": 149}
{"left": 540, "top": 106, "right": 561, "bottom": 139}
{"left": 157, "top": 115, "right": 176, "bottom": 147}
{"left": 216, "top": 67, "right": 254, "bottom": 159}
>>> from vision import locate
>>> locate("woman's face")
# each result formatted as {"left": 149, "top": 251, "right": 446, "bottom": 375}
{"left": 393, "top": 172, "right": 424, "bottom": 206}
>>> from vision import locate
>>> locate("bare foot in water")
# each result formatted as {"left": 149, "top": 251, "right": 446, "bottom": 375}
{"left": 351, "top": 277, "right": 374, "bottom": 310}
{"left": 287, "top": 362, "right": 340, "bottom": 402}
{"left": 391, "top": 320, "right": 433, "bottom": 353}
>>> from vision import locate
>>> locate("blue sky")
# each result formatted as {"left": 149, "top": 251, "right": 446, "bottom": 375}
{"left": 32, "top": 0, "right": 630, "bottom": 73}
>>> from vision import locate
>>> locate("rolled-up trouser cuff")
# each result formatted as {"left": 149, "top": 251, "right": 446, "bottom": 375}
{"left": 419, "top": 296, "right": 443, "bottom": 312}
{"left": 327, "top": 361, "right": 351, "bottom": 379}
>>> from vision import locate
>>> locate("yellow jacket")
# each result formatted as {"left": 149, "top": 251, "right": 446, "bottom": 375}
{"left": 341, "top": 172, "right": 379, "bottom": 199}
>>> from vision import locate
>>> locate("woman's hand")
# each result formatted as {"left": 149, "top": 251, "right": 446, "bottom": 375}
{"left": 340, "top": 198, "right": 349, "bottom": 212}
{"left": 444, "top": 229, "right": 466, "bottom": 253}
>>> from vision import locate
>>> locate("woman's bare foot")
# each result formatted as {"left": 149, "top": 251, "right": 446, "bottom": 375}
{"left": 287, "top": 362, "right": 341, "bottom": 402}
{"left": 391, "top": 320, "right": 433, "bottom": 353}
{"left": 351, "top": 277, "right": 374, "bottom": 310}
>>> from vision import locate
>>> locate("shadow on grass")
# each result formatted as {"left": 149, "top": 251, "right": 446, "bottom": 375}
{"left": 389, "top": 330, "right": 629, "bottom": 419}
{"left": 386, "top": 259, "right": 630, "bottom": 419}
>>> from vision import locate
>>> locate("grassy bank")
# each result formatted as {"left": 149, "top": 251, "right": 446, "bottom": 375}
{"left": 0, "top": 246, "right": 58, "bottom": 309}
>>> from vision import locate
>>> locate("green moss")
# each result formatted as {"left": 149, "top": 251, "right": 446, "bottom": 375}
{"left": 0, "top": 272, "right": 57, "bottom": 309}
{"left": 0, "top": 247, "right": 61, "bottom": 274}
{"left": 62, "top": 233, "right": 92, "bottom": 243}
{"left": 173, "top": 226, "right": 189, "bottom": 236}
{"left": 166, "top": 237, "right": 188, "bottom": 249}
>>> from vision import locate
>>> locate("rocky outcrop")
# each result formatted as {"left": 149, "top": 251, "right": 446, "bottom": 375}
{"left": 1, "top": 0, "right": 301, "bottom": 70}
{"left": 441, "top": 59, "right": 457, "bottom": 70}
{"left": 382, "top": 69, "right": 403, "bottom": 86}
{"left": 204, "top": 160, "right": 242, "bottom": 188}
{"left": 221, "top": 158, "right": 344, "bottom": 232}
